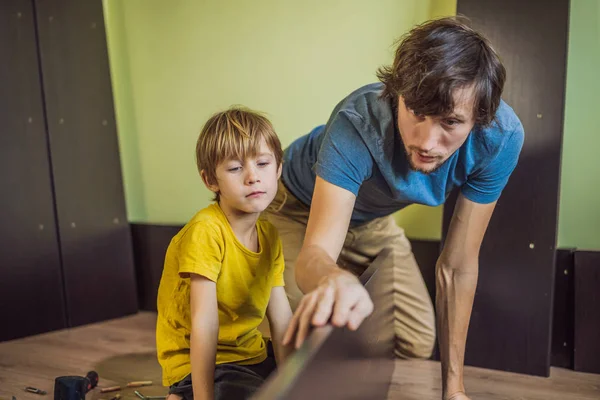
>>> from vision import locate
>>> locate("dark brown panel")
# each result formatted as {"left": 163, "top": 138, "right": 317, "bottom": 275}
{"left": 573, "top": 251, "right": 600, "bottom": 374}
{"left": 33, "top": 0, "right": 137, "bottom": 326}
{"left": 446, "top": 0, "right": 570, "bottom": 376}
{"left": 411, "top": 238, "right": 440, "bottom": 307}
{"left": 131, "top": 224, "right": 182, "bottom": 311}
{"left": 0, "top": 0, "right": 66, "bottom": 341}
{"left": 253, "top": 249, "right": 395, "bottom": 400}
{"left": 551, "top": 248, "right": 575, "bottom": 369}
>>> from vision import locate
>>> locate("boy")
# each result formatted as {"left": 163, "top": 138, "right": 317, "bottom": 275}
{"left": 156, "top": 107, "right": 292, "bottom": 400}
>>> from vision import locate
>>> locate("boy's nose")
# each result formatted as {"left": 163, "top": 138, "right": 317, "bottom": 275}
{"left": 246, "top": 167, "right": 260, "bottom": 184}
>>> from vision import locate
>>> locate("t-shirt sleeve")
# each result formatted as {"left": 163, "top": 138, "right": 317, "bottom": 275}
{"left": 461, "top": 122, "right": 525, "bottom": 204}
{"left": 313, "top": 111, "right": 374, "bottom": 196}
{"left": 271, "top": 236, "right": 285, "bottom": 287}
{"left": 177, "top": 222, "right": 223, "bottom": 282}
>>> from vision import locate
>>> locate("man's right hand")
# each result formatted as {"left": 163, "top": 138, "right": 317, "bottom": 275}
{"left": 445, "top": 392, "right": 471, "bottom": 400}
{"left": 282, "top": 269, "right": 374, "bottom": 349}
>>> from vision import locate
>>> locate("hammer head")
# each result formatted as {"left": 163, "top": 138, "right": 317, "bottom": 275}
{"left": 54, "top": 376, "right": 87, "bottom": 400}
{"left": 54, "top": 371, "right": 99, "bottom": 400}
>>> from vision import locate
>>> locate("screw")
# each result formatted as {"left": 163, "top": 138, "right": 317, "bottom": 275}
{"left": 71, "top": 222, "right": 76, "bottom": 228}
{"left": 529, "top": 243, "right": 535, "bottom": 249}
{"left": 537, "top": 113, "right": 543, "bottom": 119}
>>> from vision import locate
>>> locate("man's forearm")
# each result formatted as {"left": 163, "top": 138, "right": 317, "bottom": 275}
{"left": 435, "top": 261, "right": 478, "bottom": 398}
{"left": 295, "top": 244, "right": 345, "bottom": 293}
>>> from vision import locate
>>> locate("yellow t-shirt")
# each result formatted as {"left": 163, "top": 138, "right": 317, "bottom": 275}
{"left": 155, "top": 203, "right": 285, "bottom": 386}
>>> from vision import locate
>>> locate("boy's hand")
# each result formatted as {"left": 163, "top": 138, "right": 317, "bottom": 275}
{"left": 282, "top": 270, "right": 373, "bottom": 349}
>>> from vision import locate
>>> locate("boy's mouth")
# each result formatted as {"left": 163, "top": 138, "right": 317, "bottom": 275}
{"left": 246, "top": 191, "right": 266, "bottom": 198}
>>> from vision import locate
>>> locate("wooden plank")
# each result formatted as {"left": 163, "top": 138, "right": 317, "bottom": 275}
{"left": 0, "top": 0, "right": 66, "bottom": 341}
{"left": 253, "top": 248, "right": 395, "bottom": 400}
{"left": 574, "top": 250, "right": 600, "bottom": 374}
{"left": 33, "top": 0, "right": 137, "bottom": 327}
{"left": 446, "top": 0, "right": 570, "bottom": 376}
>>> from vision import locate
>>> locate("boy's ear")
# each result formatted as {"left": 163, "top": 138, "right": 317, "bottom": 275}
{"left": 276, "top": 162, "right": 282, "bottom": 180}
{"left": 200, "top": 170, "right": 219, "bottom": 193}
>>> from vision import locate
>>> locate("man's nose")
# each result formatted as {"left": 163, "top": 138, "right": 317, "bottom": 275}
{"left": 416, "top": 118, "right": 441, "bottom": 152}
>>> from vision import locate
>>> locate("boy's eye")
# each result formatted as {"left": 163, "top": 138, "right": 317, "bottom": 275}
{"left": 227, "top": 166, "right": 241, "bottom": 172}
{"left": 257, "top": 161, "right": 270, "bottom": 167}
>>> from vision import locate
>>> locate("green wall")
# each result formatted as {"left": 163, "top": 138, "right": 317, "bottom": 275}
{"left": 102, "top": 0, "right": 448, "bottom": 233}
{"left": 557, "top": 0, "right": 600, "bottom": 250}
{"left": 103, "top": 0, "right": 599, "bottom": 250}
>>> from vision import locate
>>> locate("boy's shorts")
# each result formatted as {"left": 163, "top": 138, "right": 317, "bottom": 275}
{"left": 168, "top": 342, "right": 276, "bottom": 400}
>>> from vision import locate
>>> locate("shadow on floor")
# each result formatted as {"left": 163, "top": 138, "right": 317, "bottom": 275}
{"left": 91, "top": 352, "right": 166, "bottom": 399}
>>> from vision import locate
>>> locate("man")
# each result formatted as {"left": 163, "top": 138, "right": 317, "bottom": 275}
{"left": 265, "top": 17, "right": 524, "bottom": 400}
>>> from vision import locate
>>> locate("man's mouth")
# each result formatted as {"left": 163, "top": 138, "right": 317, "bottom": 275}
{"left": 415, "top": 153, "right": 438, "bottom": 164}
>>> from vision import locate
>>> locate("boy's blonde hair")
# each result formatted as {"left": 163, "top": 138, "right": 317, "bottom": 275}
{"left": 196, "top": 106, "right": 283, "bottom": 200}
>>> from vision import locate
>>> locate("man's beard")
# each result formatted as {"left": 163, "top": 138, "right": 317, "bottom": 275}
{"left": 405, "top": 146, "right": 446, "bottom": 174}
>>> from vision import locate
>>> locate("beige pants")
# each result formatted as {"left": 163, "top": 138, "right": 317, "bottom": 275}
{"left": 263, "top": 181, "right": 436, "bottom": 359}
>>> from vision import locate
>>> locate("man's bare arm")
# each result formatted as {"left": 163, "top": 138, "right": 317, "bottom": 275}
{"left": 283, "top": 176, "right": 373, "bottom": 348}
{"left": 436, "top": 193, "right": 496, "bottom": 400}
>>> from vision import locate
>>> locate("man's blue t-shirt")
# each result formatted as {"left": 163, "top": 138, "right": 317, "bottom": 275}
{"left": 282, "top": 83, "right": 524, "bottom": 225}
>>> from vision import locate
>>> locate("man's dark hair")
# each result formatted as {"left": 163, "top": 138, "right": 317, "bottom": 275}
{"left": 377, "top": 16, "right": 506, "bottom": 127}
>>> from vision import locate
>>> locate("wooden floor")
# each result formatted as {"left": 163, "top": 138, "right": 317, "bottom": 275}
{"left": 1, "top": 312, "right": 598, "bottom": 400}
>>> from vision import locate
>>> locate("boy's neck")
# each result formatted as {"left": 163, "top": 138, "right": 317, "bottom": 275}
{"left": 218, "top": 202, "right": 260, "bottom": 251}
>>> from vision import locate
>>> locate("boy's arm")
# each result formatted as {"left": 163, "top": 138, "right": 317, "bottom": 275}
{"left": 190, "top": 274, "right": 219, "bottom": 400}
{"left": 266, "top": 286, "right": 293, "bottom": 365}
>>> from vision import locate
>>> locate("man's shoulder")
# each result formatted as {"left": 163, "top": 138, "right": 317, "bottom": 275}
{"left": 493, "top": 99, "right": 524, "bottom": 134}
{"left": 470, "top": 100, "right": 524, "bottom": 159}
{"left": 336, "top": 82, "right": 389, "bottom": 119}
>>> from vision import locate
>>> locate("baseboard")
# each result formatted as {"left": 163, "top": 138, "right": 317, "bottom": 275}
{"left": 130, "top": 223, "right": 182, "bottom": 311}
{"left": 573, "top": 250, "right": 600, "bottom": 374}
{"left": 552, "top": 248, "right": 576, "bottom": 369}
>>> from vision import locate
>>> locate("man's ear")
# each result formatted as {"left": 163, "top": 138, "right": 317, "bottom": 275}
{"left": 201, "top": 170, "right": 219, "bottom": 194}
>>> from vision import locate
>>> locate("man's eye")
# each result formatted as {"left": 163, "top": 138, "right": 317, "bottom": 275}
{"left": 409, "top": 108, "right": 424, "bottom": 117}
{"left": 444, "top": 119, "right": 459, "bottom": 126}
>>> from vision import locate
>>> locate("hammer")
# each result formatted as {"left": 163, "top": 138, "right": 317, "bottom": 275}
{"left": 54, "top": 371, "right": 99, "bottom": 400}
